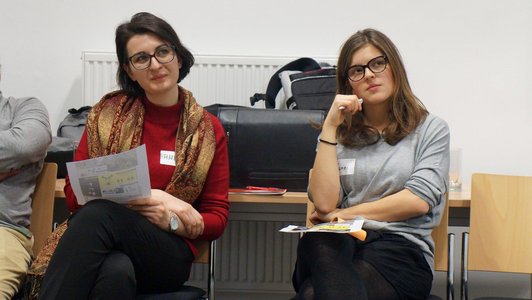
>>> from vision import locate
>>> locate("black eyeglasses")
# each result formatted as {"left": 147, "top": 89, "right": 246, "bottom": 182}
{"left": 128, "top": 45, "right": 176, "bottom": 70}
{"left": 347, "top": 55, "right": 388, "bottom": 82}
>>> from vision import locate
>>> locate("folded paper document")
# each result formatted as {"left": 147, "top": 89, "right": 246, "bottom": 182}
{"left": 66, "top": 145, "right": 151, "bottom": 205}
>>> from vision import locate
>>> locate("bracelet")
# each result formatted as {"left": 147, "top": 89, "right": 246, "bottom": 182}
{"left": 319, "top": 138, "right": 337, "bottom": 146}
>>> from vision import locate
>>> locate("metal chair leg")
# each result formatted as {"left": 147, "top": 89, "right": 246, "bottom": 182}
{"left": 207, "top": 240, "right": 216, "bottom": 300}
{"left": 447, "top": 233, "right": 455, "bottom": 300}
{"left": 460, "top": 232, "right": 469, "bottom": 300}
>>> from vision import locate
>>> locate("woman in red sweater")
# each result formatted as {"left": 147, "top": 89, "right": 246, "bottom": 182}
{"left": 39, "top": 12, "right": 229, "bottom": 299}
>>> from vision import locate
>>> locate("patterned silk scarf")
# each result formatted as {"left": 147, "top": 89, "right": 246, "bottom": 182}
{"left": 86, "top": 86, "right": 216, "bottom": 203}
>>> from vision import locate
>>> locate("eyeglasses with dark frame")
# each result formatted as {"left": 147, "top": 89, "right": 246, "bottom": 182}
{"left": 128, "top": 45, "right": 177, "bottom": 70}
{"left": 347, "top": 55, "right": 388, "bottom": 82}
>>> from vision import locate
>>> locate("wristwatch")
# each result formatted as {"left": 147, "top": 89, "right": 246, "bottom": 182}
{"left": 169, "top": 212, "right": 179, "bottom": 233}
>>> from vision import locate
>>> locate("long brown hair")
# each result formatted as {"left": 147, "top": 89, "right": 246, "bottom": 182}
{"left": 336, "top": 28, "right": 427, "bottom": 147}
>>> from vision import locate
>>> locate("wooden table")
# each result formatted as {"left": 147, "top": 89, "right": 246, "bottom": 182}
{"left": 448, "top": 189, "right": 471, "bottom": 208}
{"left": 55, "top": 178, "right": 65, "bottom": 198}
{"left": 55, "top": 178, "right": 470, "bottom": 207}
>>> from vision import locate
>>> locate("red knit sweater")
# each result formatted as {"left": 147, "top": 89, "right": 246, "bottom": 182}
{"left": 64, "top": 97, "right": 230, "bottom": 255}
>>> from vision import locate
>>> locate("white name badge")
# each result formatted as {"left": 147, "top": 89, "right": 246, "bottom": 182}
{"left": 160, "top": 150, "right": 176, "bottom": 166}
{"left": 338, "top": 159, "right": 356, "bottom": 176}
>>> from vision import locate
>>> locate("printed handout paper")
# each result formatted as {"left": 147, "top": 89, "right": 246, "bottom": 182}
{"left": 66, "top": 145, "right": 151, "bottom": 205}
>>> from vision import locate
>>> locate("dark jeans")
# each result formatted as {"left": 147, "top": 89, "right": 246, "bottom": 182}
{"left": 39, "top": 200, "right": 194, "bottom": 300}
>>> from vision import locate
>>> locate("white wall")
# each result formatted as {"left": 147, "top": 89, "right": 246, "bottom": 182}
{"left": 1, "top": 0, "right": 531, "bottom": 182}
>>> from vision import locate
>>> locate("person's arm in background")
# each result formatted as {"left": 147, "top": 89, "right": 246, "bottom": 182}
{"left": 0, "top": 97, "right": 51, "bottom": 172}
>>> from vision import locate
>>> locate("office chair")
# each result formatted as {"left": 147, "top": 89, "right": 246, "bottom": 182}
{"left": 460, "top": 173, "right": 532, "bottom": 300}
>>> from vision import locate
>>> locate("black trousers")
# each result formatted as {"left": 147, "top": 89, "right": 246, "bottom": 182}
{"left": 39, "top": 200, "right": 194, "bottom": 300}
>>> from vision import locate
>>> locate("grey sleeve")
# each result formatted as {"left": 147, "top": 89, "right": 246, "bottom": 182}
{"left": 404, "top": 117, "right": 450, "bottom": 208}
{"left": 0, "top": 97, "right": 52, "bottom": 170}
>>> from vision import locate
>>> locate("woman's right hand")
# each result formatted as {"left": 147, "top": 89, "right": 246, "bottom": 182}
{"left": 128, "top": 189, "right": 204, "bottom": 238}
{"left": 309, "top": 208, "right": 344, "bottom": 224}
{"left": 323, "top": 94, "right": 363, "bottom": 128}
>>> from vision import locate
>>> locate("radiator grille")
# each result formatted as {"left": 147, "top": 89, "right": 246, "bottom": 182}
{"left": 188, "top": 205, "right": 306, "bottom": 294}
{"left": 188, "top": 220, "right": 303, "bottom": 289}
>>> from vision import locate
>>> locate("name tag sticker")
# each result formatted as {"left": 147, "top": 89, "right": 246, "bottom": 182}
{"left": 160, "top": 150, "right": 176, "bottom": 166}
{"left": 338, "top": 159, "right": 356, "bottom": 176}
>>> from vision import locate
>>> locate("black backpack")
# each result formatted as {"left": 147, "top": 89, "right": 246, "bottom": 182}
{"left": 45, "top": 106, "right": 92, "bottom": 178}
{"left": 56, "top": 106, "right": 92, "bottom": 142}
{"left": 250, "top": 57, "right": 336, "bottom": 111}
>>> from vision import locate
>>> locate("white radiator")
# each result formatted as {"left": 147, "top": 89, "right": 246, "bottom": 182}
{"left": 81, "top": 52, "right": 336, "bottom": 107}
{"left": 81, "top": 52, "right": 120, "bottom": 106}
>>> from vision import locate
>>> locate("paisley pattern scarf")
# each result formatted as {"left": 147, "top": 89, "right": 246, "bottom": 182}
{"left": 86, "top": 86, "right": 216, "bottom": 203}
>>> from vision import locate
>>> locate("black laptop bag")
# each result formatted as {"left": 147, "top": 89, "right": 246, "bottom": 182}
{"left": 215, "top": 107, "right": 325, "bottom": 191}
{"left": 288, "top": 68, "right": 336, "bottom": 111}
{"left": 249, "top": 57, "right": 336, "bottom": 111}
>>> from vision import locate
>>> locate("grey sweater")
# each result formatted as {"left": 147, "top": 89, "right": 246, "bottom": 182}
{"left": 0, "top": 91, "right": 51, "bottom": 236}
{"left": 335, "top": 114, "right": 450, "bottom": 272}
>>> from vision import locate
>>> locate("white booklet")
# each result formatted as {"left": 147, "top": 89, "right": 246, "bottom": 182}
{"left": 66, "top": 145, "right": 151, "bottom": 205}
{"left": 280, "top": 219, "right": 364, "bottom": 234}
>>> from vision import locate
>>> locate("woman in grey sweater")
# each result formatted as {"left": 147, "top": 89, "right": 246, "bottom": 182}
{"left": 291, "top": 29, "right": 450, "bottom": 300}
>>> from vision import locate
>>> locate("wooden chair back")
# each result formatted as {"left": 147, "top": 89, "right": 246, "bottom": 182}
{"left": 433, "top": 194, "right": 450, "bottom": 272}
{"left": 29, "top": 162, "right": 58, "bottom": 254}
{"left": 468, "top": 173, "right": 532, "bottom": 273}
